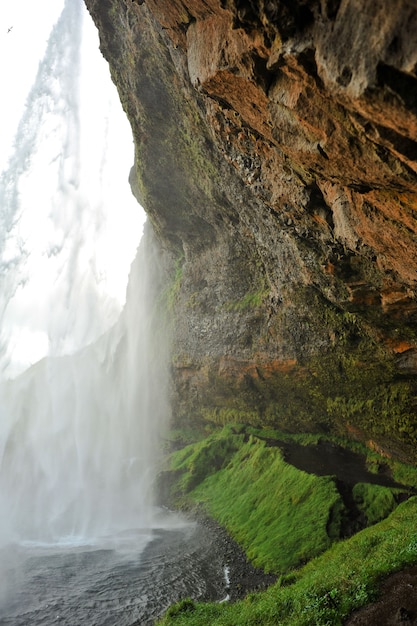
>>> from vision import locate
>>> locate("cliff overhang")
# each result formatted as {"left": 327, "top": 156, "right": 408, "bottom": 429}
{"left": 85, "top": 0, "right": 417, "bottom": 462}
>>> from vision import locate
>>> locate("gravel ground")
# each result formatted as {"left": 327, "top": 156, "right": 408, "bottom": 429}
{"left": 189, "top": 509, "right": 277, "bottom": 601}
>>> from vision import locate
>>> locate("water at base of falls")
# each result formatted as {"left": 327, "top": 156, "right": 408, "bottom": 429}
{"left": 0, "top": 509, "right": 228, "bottom": 626}
{"left": 0, "top": 3, "right": 232, "bottom": 621}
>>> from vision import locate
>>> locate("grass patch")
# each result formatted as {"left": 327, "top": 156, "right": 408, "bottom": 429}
{"left": 352, "top": 483, "right": 400, "bottom": 525}
{"left": 160, "top": 426, "right": 417, "bottom": 625}
{"left": 390, "top": 459, "right": 417, "bottom": 488}
{"left": 169, "top": 427, "right": 343, "bottom": 573}
{"left": 190, "top": 437, "right": 340, "bottom": 573}
{"left": 170, "top": 426, "right": 243, "bottom": 493}
{"left": 158, "top": 497, "right": 417, "bottom": 625}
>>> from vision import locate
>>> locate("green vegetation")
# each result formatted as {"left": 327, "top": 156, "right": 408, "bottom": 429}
{"left": 352, "top": 483, "right": 399, "bottom": 525}
{"left": 189, "top": 439, "right": 340, "bottom": 573}
{"left": 171, "top": 428, "right": 242, "bottom": 493}
{"left": 225, "top": 285, "right": 270, "bottom": 311}
{"left": 158, "top": 497, "right": 417, "bottom": 625}
{"left": 200, "top": 407, "right": 262, "bottom": 427}
{"left": 390, "top": 459, "right": 417, "bottom": 487}
{"left": 166, "top": 253, "right": 184, "bottom": 311}
{"left": 158, "top": 425, "right": 417, "bottom": 625}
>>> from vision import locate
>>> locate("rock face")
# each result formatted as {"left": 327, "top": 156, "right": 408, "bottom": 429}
{"left": 84, "top": 0, "right": 417, "bottom": 461}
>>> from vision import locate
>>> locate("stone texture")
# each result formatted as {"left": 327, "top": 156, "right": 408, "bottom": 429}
{"left": 84, "top": 0, "right": 417, "bottom": 461}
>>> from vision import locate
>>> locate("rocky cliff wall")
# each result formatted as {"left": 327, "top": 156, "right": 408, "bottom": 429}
{"left": 85, "top": 0, "right": 417, "bottom": 461}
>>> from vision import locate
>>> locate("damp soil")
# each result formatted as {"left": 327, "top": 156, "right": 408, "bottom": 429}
{"left": 345, "top": 567, "right": 417, "bottom": 626}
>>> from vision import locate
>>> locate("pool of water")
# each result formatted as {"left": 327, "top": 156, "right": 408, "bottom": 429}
{"left": 0, "top": 512, "right": 228, "bottom": 626}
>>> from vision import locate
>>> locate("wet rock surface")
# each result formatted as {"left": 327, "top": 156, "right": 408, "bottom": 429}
{"left": 193, "top": 512, "right": 277, "bottom": 600}
{"left": 85, "top": 0, "right": 417, "bottom": 460}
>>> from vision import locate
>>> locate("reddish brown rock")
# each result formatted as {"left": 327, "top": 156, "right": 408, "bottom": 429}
{"left": 85, "top": 0, "right": 417, "bottom": 457}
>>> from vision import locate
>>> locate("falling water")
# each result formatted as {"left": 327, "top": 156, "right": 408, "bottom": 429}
{"left": 0, "top": 0, "right": 165, "bottom": 546}
{"left": 0, "top": 230, "right": 171, "bottom": 545}
{"left": 0, "top": 2, "right": 232, "bottom": 621}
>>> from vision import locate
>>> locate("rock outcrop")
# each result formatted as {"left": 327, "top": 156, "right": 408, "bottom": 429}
{"left": 85, "top": 0, "right": 417, "bottom": 461}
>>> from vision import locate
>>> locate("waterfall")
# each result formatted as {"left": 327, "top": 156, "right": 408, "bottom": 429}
{"left": 0, "top": 231, "right": 170, "bottom": 544}
{"left": 0, "top": 0, "right": 167, "bottom": 546}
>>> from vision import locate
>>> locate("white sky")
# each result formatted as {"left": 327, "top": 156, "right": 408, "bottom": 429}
{"left": 0, "top": 0, "right": 146, "bottom": 376}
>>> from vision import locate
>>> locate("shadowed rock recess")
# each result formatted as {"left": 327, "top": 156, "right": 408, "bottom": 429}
{"left": 84, "top": 0, "right": 417, "bottom": 461}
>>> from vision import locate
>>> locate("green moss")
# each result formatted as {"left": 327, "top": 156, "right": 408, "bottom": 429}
{"left": 391, "top": 460, "right": 417, "bottom": 488}
{"left": 164, "top": 598, "right": 196, "bottom": 619}
{"left": 159, "top": 425, "right": 417, "bottom": 624}
{"left": 225, "top": 285, "right": 270, "bottom": 311}
{"left": 177, "top": 283, "right": 417, "bottom": 455}
{"left": 352, "top": 483, "right": 399, "bottom": 525}
{"left": 190, "top": 438, "right": 340, "bottom": 573}
{"left": 170, "top": 428, "right": 348, "bottom": 573}
{"left": 200, "top": 407, "right": 261, "bottom": 426}
{"left": 194, "top": 364, "right": 317, "bottom": 434}
{"left": 170, "top": 426, "right": 243, "bottom": 493}
{"left": 158, "top": 497, "right": 417, "bottom": 626}
{"left": 167, "top": 253, "right": 184, "bottom": 310}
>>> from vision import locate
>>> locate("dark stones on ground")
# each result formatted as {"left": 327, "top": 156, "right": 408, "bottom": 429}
{"left": 188, "top": 508, "right": 277, "bottom": 600}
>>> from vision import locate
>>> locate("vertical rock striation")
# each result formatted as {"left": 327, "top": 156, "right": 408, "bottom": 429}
{"left": 85, "top": 0, "right": 417, "bottom": 461}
